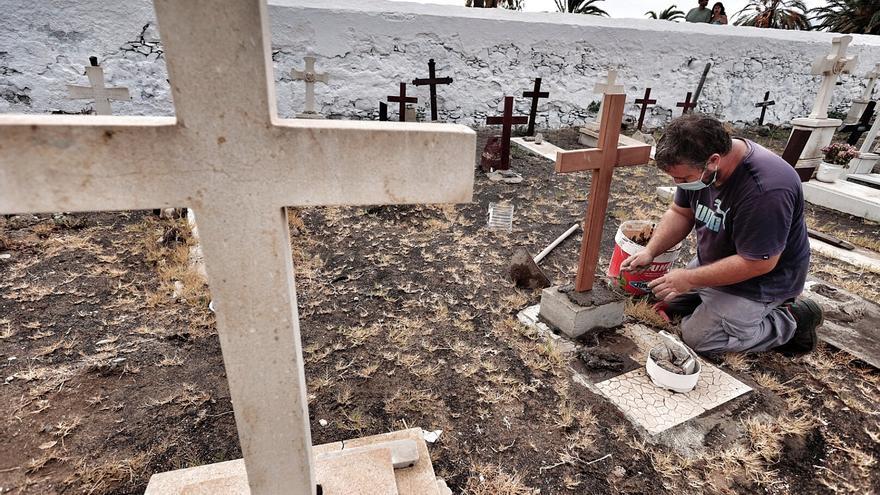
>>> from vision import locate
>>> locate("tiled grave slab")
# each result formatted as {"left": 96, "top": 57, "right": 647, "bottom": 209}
{"left": 802, "top": 179, "right": 880, "bottom": 222}
{"left": 592, "top": 325, "right": 752, "bottom": 435}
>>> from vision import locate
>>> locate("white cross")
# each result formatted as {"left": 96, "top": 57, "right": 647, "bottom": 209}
{"left": 291, "top": 55, "right": 329, "bottom": 118}
{"left": 593, "top": 69, "right": 624, "bottom": 124}
{"left": 0, "top": 1, "right": 474, "bottom": 494}
{"left": 66, "top": 62, "right": 131, "bottom": 116}
{"left": 859, "top": 104, "right": 880, "bottom": 154}
{"left": 808, "top": 35, "right": 859, "bottom": 120}
{"left": 859, "top": 63, "right": 880, "bottom": 101}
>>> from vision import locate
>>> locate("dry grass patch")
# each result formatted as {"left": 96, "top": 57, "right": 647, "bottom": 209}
{"left": 463, "top": 463, "right": 539, "bottom": 495}
{"left": 625, "top": 299, "right": 672, "bottom": 329}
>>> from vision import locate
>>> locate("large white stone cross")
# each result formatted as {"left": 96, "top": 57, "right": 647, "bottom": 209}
{"left": 67, "top": 58, "right": 131, "bottom": 116}
{"left": 808, "top": 35, "right": 858, "bottom": 120}
{"left": 593, "top": 69, "right": 624, "bottom": 125}
{"left": 0, "top": 1, "right": 474, "bottom": 494}
{"left": 291, "top": 54, "right": 329, "bottom": 118}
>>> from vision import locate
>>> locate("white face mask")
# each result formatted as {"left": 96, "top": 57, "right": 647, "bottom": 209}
{"left": 677, "top": 167, "right": 717, "bottom": 191}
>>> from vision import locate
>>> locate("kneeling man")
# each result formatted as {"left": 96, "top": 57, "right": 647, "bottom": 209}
{"left": 621, "top": 115, "right": 822, "bottom": 355}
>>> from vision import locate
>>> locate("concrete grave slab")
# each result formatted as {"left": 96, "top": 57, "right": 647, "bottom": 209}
{"left": 803, "top": 178, "right": 880, "bottom": 222}
{"left": 511, "top": 136, "right": 564, "bottom": 162}
{"left": 804, "top": 279, "right": 880, "bottom": 369}
{"left": 315, "top": 447, "right": 399, "bottom": 495}
{"left": 578, "top": 124, "right": 656, "bottom": 160}
{"left": 592, "top": 325, "right": 751, "bottom": 436}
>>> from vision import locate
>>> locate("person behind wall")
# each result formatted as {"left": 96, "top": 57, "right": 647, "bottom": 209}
{"left": 710, "top": 2, "right": 728, "bottom": 24}
{"left": 620, "top": 114, "right": 823, "bottom": 356}
{"left": 685, "top": 0, "right": 713, "bottom": 23}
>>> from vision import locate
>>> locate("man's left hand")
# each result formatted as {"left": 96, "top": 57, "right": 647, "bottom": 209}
{"left": 648, "top": 269, "right": 695, "bottom": 301}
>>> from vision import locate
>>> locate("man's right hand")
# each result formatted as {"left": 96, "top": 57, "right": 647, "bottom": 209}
{"left": 620, "top": 250, "right": 655, "bottom": 273}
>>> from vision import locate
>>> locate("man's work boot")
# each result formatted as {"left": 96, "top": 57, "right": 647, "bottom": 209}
{"left": 776, "top": 297, "right": 823, "bottom": 355}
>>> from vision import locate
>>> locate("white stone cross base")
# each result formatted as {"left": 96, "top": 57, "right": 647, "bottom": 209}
{"left": 789, "top": 117, "right": 842, "bottom": 168}
{"left": 145, "top": 428, "right": 446, "bottom": 494}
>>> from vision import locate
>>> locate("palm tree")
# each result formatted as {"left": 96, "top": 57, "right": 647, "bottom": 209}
{"left": 733, "top": 0, "right": 811, "bottom": 29}
{"left": 555, "top": 0, "right": 609, "bottom": 16}
{"left": 811, "top": 0, "right": 880, "bottom": 34}
{"left": 646, "top": 5, "right": 686, "bottom": 20}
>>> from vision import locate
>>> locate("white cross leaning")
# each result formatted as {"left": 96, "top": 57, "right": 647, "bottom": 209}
{"left": 291, "top": 54, "right": 329, "bottom": 118}
{"left": 67, "top": 60, "right": 131, "bottom": 116}
{"left": 808, "top": 35, "right": 859, "bottom": 120}
{"left": 859, "top": 63, "right": 880, "bottom": 101}
{"left": 0, "top": 1, "right": 475, "bottom": 494}
{"left": 593, "top": 69, "right": 624, "bottom": 124}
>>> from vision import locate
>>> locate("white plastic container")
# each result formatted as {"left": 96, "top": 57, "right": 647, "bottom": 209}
{"left": 816, "top": 162, "right": 844, "bottom": 183}
{"left": 645, "top": 332, "right": 702, "bottom": 394}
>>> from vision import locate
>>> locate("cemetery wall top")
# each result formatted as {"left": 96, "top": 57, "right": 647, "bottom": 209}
{"left": 2, "top": 0, "right": 879, "bottom": 128}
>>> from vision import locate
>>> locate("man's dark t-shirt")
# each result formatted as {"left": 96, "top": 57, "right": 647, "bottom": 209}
{"left": 673, "top": 139, "right": 810, "bottom": 302}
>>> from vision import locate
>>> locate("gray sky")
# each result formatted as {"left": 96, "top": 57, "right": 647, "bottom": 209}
{"left": 390, "top": 0, "right": 825, "bottom": 21}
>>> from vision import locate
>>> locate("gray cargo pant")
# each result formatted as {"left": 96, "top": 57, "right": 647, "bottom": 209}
{"left": 672, "top": 258, "right": 798, "bottom": 354}
{"left": 679, "top": 287, "right": 796, "bottom": 354}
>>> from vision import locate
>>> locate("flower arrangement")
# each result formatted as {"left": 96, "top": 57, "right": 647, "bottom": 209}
{"left": 821, "top": 142, "right": 860, "bottom": 166}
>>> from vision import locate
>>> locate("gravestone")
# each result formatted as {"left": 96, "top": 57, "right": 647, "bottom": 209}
{"left": 846, "top": 101, "right": 880, "bottom": 180}
{"left": 754, "top": 91, "right": 775, "bottom": 126}
{"left": 0, "top": 0, "right": 475, "bottom": 493}
{"left": 484, "top": 96, "right": 528, "bottom": 171}
{"left": 593, "top": 69, "right": 624, "bottom": 126}
{"left": 844, "top": 63, "right": 880, "bottom": 125}
{"left": 790, "top": 35, "right": 858, "bottom": 169}
{"left": 522, "top": 77, "right": 549, "bottom": 136}
{"left": 387, "top": 83, "right": 418, "bottom": 122}
{"left": 378, "top": 101, "right": 388, "bottom": 121}
{"left": 539, "top": 92, "right": 652, "bottom": 338}
{"left": 843, "top": 100, "right": 877, "bottom": 145}
{"left": 676, "top": 92, "right": 696, "bottom": 115}
{"left": 291, "top": 53, "right": 329, "bottom": 119}
{"left": 411, "top": 58, "right": 452, "bottom": 122}
{"left": 66, "top": 56, "right": 130, "bottom": 115}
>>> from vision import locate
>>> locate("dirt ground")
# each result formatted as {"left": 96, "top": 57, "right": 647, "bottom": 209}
{"left": 0, "top": 125, "right": 878, "bottom": 494}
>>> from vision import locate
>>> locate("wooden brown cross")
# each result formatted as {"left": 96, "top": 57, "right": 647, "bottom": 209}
{"left": 555, "top": 93, "right": 652, "bottom": 292}
{"left": 522, "top": 77, "right": 549, "bottom": 136}
{"left": 387, "top": 82, "right": 417, "bottom": 122}
{"left": 676, "top": 92, "right": 696, "bottom": 115}
{"left": 412, "top": 58, "right": 453, "bottom": 122}
{"left": 634, "top": 87, "right": 656, "bottom": 132}
{"left": 486, "top": 96, "right": 529, "bottom": 170}
{"left": 754, "top": 91, "right": 775, "bottom": 126}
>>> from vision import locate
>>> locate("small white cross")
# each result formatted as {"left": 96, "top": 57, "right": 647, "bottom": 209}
{"left": 860, "top": 63, "right": 880, "bottom": 101}
{"left": 594, "top": 69, "right": 624, "bottom": 125}
{"left": 66, "top": 61, "right": 131, "bottom": 116}
{"left": 808, "top": 35, "right": 858, "bottom": 120}
{"left": 291, "top": 55, "right": 329, "bottom": 118}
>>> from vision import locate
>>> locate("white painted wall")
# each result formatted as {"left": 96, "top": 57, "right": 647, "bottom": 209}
{"left": 2, "top": 0, "right": 879, "bottom": 129}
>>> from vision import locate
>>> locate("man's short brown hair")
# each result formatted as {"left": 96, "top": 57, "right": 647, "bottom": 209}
{"left": 654, "top": 114, "right": 732, "bottom": 171}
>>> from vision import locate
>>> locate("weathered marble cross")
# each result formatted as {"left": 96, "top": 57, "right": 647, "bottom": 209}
{"left": 634, "top": 87, "right": 656, "bottom": 132}
{"left": 66, "top": 56, "right": 130, "bottom": 116}
{"left": 0, "top": 1, "right": 475, "bottom": 494}
{"left": 412, "top": 58, "right": 453, "bottom": 122}
{"left": 676, "top": 92, "right": 696, "bottom": 115}
{"left": 808, "top": 35, "right": 858, "bottom": 120}
{"left": 859, "top": 102, "right": 880, "bottom": 154}
{"left": 755, "top": 91, "right": 775, "bottom": 126}
{"left": 555, "top": 93, "right": 652, "bottom": 292}
{"left": 522, "top": 77, "right": 549, "bottom": 136}
{"left": 593, "top": 69, "right": 624, "bottom": 125}
{"left": 486, "top": 96, "right": 529, "bottom": 171}
{"left": 387, "top": 82, "right": 418, "bottom": 122}
{"left": 857, "top": 63, "right": 880, "bottom": 101}
{"left": 291, "top": 54, "right": 329, "bottom": 119}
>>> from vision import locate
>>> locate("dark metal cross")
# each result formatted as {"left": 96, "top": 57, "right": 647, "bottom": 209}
{"left": 676, "top": 92, "right": 696, "bottom": 115}
{"left": 486, "top": 96, "right": 529, "bottom": 170}
{"left": 754, "top": 91, "right": 776, "bottom": 126}
{"left": 387, "top": 82, "right": 418, "bottom": 122}
{"left": 378, "top": 101, "right": 388, "bottom": 121}
{"left": 412, "top": 59, "right": 453, "bottom": 122}
{"left": 522, "top": 77, "right": 550, "bottom": 136}
{"left": 634, "top": 87, "right": 656, "bottom": 132}
{"left": 692, "top": 62, "right": 711, "bottom": 106}
{"left": 843, "top": 100, "right": 877, "bottom": 145}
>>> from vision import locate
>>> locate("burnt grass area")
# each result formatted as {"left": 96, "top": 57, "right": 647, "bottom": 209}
{"left": 0, "top": 126, "right": 878, "bottom": 494}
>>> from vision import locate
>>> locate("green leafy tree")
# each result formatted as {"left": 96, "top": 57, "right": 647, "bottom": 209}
{"left": 733, "top": 0, "right": 811, "bottom": 29}
{"left": 811, "top": 0, "right": 880, "bottom": 34}
{"left": 554, "top": 0, "right": 609, "bottom": 16}
{"left": 646, "top": 5, "right": 686, "bottom": 20}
